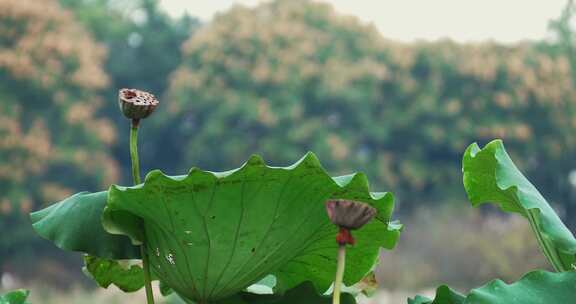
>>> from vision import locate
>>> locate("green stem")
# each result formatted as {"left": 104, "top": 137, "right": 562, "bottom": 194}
{"left": 526, "top": 210, "right": 565, "bottom": 271}
{"left": 141, "top": 245, "right": 155, "bottom": 303}
{"left": 130, "top": 119, "right": 155, "bottom": 304}
{"left": 332, "top": 244, "right": 346, "bottom": 304}
{"left": 130, "top": 120, "right": 142, "bottom": 185}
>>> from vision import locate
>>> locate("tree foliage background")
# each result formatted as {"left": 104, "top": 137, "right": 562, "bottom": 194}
{"left": 165, "top": 0, "right": 576, "bottom": 219}
{"left": 0, "top": 0, "right": 199, "bottom": 281}
{"left": 2, "top": 0, "right": 576, "bottom": 293}
{"left": 0, "top": 0, "right": 117, "bottom": 270}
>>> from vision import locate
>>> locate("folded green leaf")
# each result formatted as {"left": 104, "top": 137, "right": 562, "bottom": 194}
{"left": 408, "top": 270, "right": 576, "bottom": 304}
{"left": 83, "top": 255, "right": 147, "bottom": 292}
{"left": 215, "top": 281, "right": 356, "bottom": 304}
{"left": 0, "top": 289, "right": 30, "bottom": 304}
{"left": 463, "top": 140, "right": 576, "bottom": 271}
{"left": 103, "top": 152, "right": 400, "bottom": 302}
{"left": 30, "top": 191, "right": 140, "bottom": 259}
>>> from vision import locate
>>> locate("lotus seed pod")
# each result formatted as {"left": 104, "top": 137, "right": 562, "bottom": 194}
{"left": 118, "top": 88, "right": 159, "bottom": 120}
{"left": 325, "top": 199, "right": 377, "bottom": 230}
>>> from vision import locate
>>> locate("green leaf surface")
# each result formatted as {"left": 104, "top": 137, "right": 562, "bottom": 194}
{"left": 83, "top": 255, "right": 146, "bottom": 292}
{"left": 103, "top": 152, "right": 400, "bottom": 302}
{"left": 215, "top": 281, "right": 356, "bottom": 304}
{"left": 408, "top": 270, "right": 576, "bottom": 304}
{"left": 0, "top": 289, "right": 30, "bottom": 304}
{"left": 30, "top": 191, "right": 140, "bottom": 259}
{"left": 462, "top": 140, "right": 576, "bottom": 271}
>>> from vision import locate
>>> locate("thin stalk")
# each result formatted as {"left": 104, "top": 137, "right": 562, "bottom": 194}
{"left": 526, "top": 210, "right": 565, "bottom": 271}
{"left": 130, "top": 120, "right": 142, "bottom": 185}
{"left": 130, "top": 119, "right": 155, "bottom": 304}
{"left": 141, "top": 246, "right": 155, "bottom": 304}
{"left": 332, "top": 244, "right": 346, "bottom": 304}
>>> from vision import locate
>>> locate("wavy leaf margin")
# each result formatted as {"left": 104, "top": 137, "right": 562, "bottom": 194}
{"left": 102, "top": 152, "right": 401, "bottom": 301}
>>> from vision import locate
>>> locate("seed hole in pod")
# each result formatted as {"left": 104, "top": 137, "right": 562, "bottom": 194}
{"left": 122, "top": 89, "right": 137, "bottom": 99}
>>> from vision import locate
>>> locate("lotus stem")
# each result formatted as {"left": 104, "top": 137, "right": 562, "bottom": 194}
{"left": 526, "top": 210, "right": 565, "bottom": 271}
{"left": 130, "top": 119, "right": 142, "bottom": 185}
{"left": 130, "top": 119, "right": 155, "bottom": 304}
{"left": 333, "top": 244, "right": 346, "bottom": 304}
{"left": 140, "top": 245, "right": 155, "bottom": 304}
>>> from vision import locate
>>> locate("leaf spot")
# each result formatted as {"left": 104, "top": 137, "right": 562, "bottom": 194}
{"left": 166, "top": 253, "right": 176, "bottom": 265}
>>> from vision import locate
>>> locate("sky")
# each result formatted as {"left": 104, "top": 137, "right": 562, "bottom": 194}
{"left": 159, "top": 0, "right": 568, "bottom": 43}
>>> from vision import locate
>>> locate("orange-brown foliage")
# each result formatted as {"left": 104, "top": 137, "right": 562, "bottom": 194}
{"left": 0, "top": 0, "right": 117, "bottom": 214}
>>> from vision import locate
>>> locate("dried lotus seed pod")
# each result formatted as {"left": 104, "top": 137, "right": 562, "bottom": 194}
{"left": 325, "top": 199, "right": 377, "bottom": 230}
{"left": 118, "top": 88, "right": 159, "bottom": 120}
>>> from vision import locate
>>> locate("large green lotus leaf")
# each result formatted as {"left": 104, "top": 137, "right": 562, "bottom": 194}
{"left": 30, "top": 191, "right": 140, "bottom": 259}
{"left": 463, "top": 140, "right": 576, "bottom": 271}
{"left": 103, "top": 152, "right": 400, "bottom": 302}
{"left": 215, "top": 281, "right": 356, "bottom": 304}
{"left": 408, "top": 270, "right": 576, "bottom": 304}
{"left": 0, "top": 289, "right": 30, "bottom": 304}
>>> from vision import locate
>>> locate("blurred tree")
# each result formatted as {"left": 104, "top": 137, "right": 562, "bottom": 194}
{"left": 548, "top": 0, "right": 576, "bottom": 84}
{"left": 59, "top": 0, "right": 200, "bottom": 182}
{"left": 166, "top": 0, "right": 576, "bottom": 224}
{"left": 163, "top": 0, "right": 389, "bottom": 174}
{"left": 376, "top": 41, "right": 576, "bottom": 222}
{"left": 545, "top": 0, "right": 576, "bottom": 230}
{"left": 0, "top": 0, "right": 118, "bottom": 274}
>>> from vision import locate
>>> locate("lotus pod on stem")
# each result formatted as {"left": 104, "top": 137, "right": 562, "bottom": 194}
{"left": 118, "top": 88, "right": 159, "bottom": 125}
{"left": 119, "top": 88, "right": 159, "bottom": 304}
{"left": 325, "top": 199, "right": 376, "bottom": 304}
